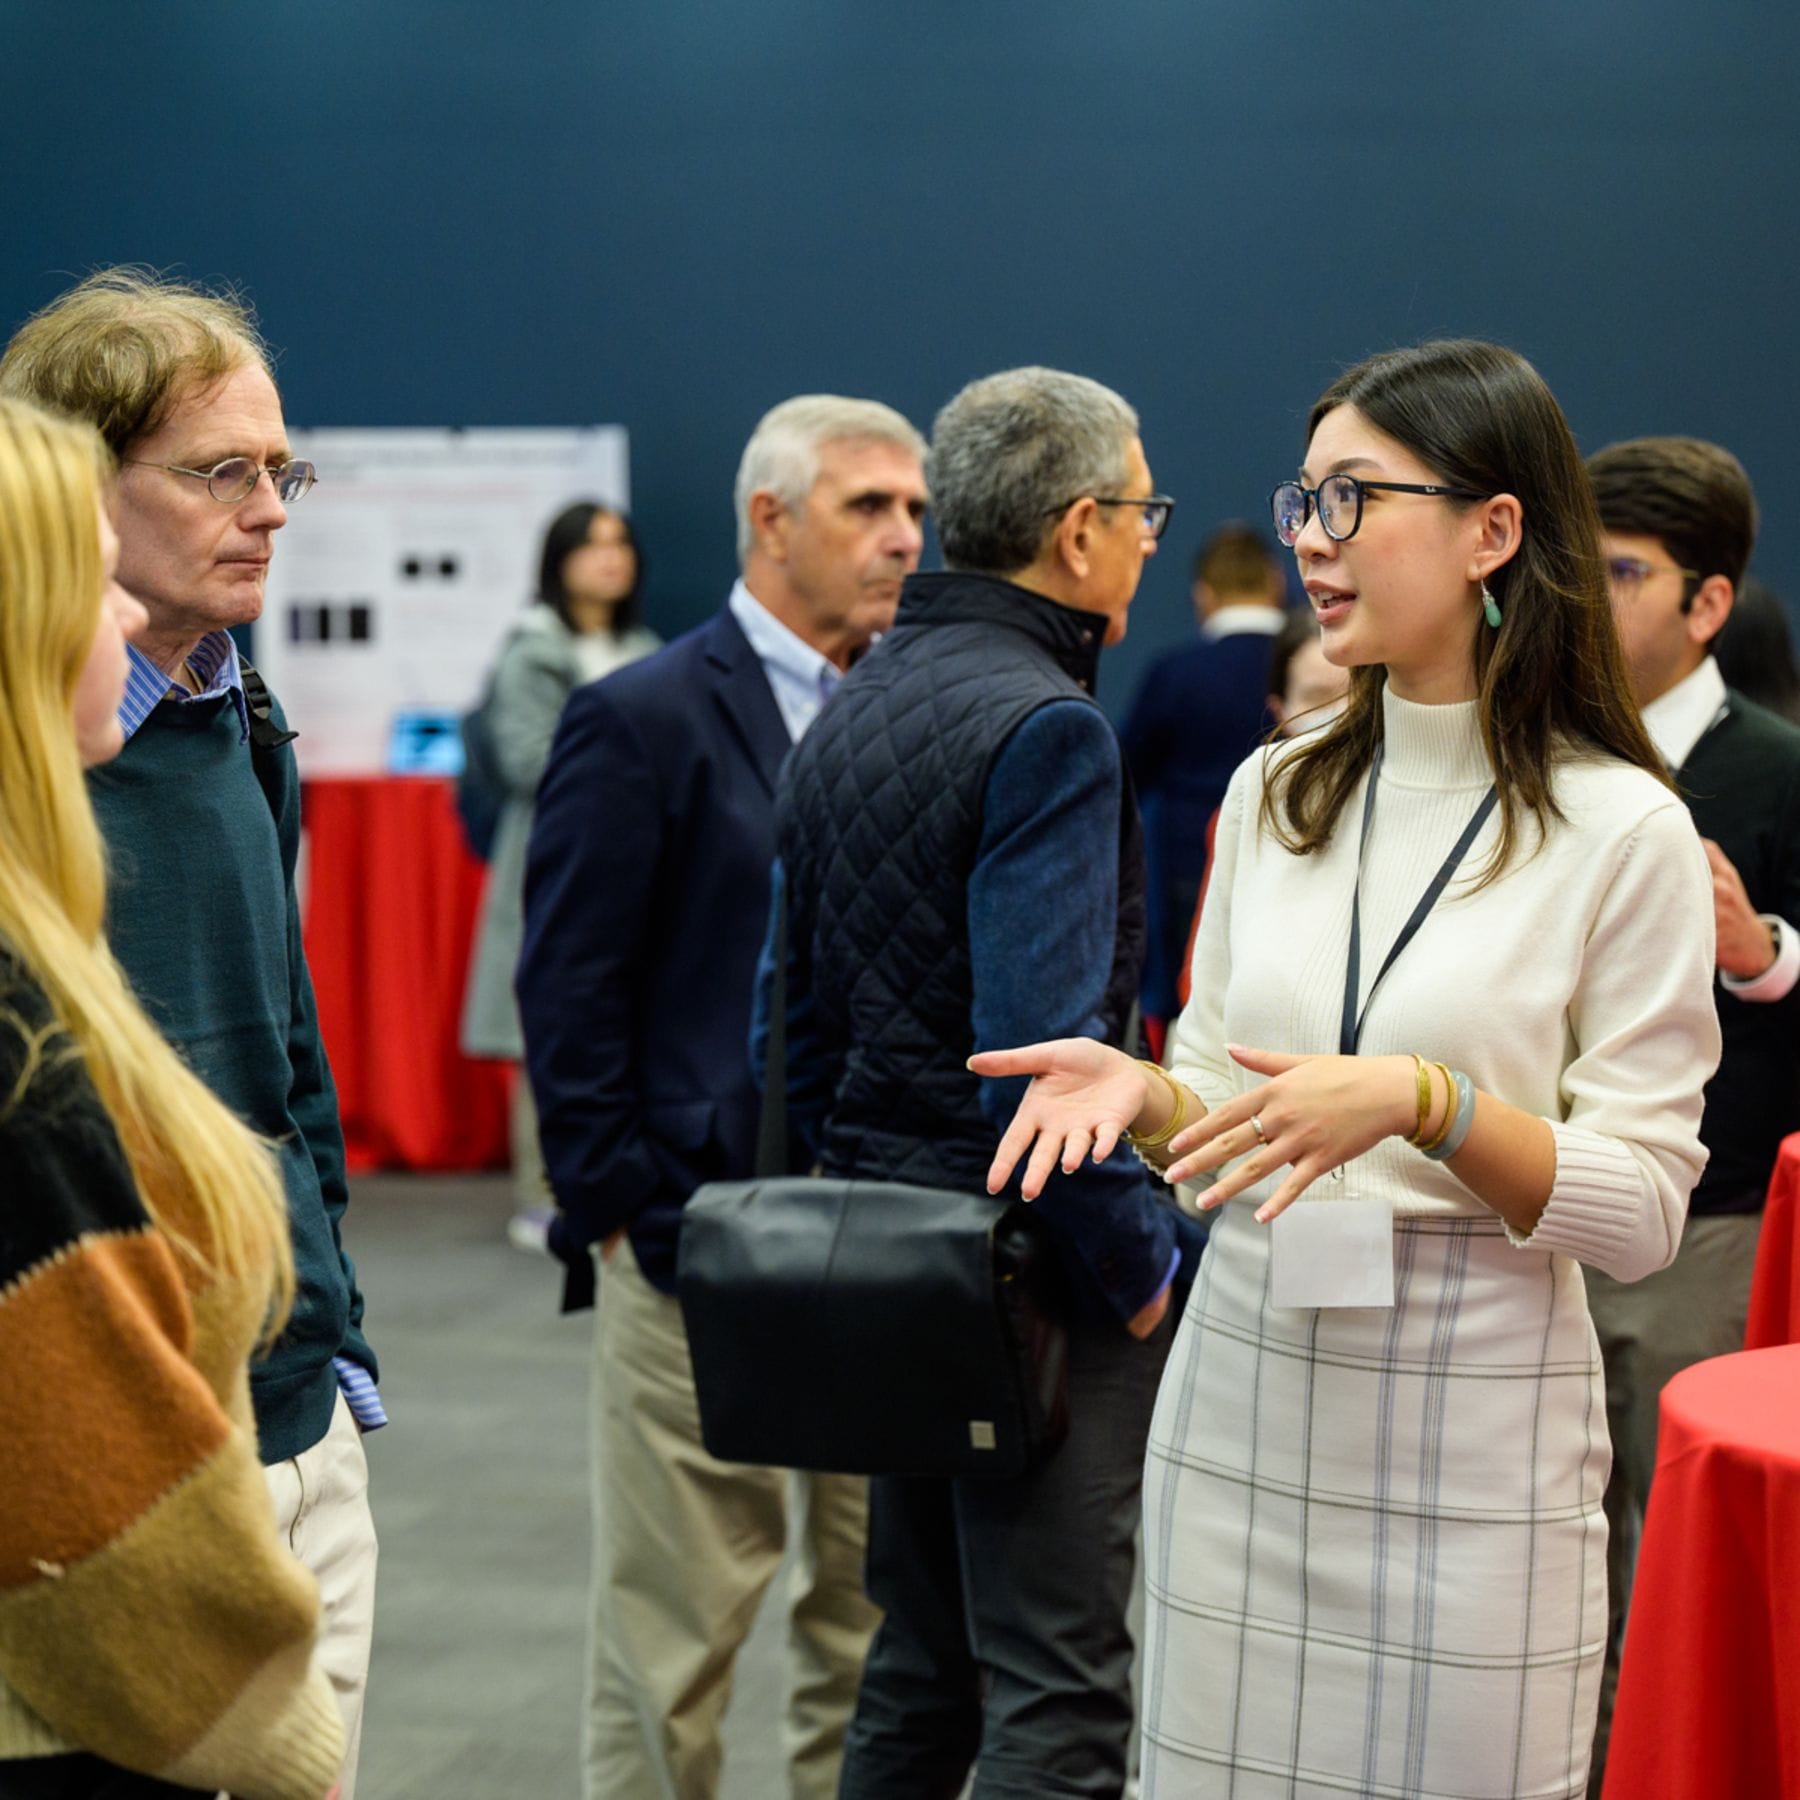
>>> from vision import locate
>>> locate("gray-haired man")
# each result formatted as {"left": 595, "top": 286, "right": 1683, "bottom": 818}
{"left": 758, "top": 367, "right": 1200, "bottom": 1797}
{"left": 518, "top": 395, "right": 928, "bottom": 1798}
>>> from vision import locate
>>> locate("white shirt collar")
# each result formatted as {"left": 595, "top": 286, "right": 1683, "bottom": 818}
{"left": 727, "top": 579, "right": 839, "bottom": 745}
{"left": 1640, "top": 657, "right": 1728, "bottom": 772}
{"left": 1201, "top": 603, "right": 1286, "bottom": 642}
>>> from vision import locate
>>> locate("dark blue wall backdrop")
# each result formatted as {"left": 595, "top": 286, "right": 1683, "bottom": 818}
{"left": 5, "top": 3, "right": 1797, "bottom": 713}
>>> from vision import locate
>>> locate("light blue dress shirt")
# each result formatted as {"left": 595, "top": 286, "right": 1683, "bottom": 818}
{"left": 727, "top": 580, "right": 841, "bottom": 745}
{"left": 117, "top": 632, "right": 248, "bottom": 745}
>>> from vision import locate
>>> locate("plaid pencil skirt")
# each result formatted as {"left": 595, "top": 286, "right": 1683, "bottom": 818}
{"left": 1140, "top": 1204, "right": 1609, "bottom": 1800}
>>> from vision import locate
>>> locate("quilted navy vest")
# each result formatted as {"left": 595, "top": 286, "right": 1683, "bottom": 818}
{"left": 775, "top": 570, "right": 1146, "bottom": 1191}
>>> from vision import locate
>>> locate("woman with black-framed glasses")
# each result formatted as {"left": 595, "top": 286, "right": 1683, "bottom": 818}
{"left": 1270, "top": 471, "right": 1484, "bottom": 547}
{"left": 974, "top": 339, "right": 1719, "bottom": 1797}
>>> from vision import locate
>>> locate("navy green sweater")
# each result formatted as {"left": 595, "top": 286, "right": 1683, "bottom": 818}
{"left": 87, "top": 687, "right": 375, "bottom": 1464}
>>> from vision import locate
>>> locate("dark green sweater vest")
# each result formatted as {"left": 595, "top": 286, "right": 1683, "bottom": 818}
{"left": 87, "top": 688, "right": 374, "bottom": 1463}
{"left": 1676, "top": 691, "right": 1800, "bottom": 1215}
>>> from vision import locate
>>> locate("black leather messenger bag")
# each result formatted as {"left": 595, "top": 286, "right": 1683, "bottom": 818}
{"left": 676, "top": 895, "right": 1070, "bottom": 1480}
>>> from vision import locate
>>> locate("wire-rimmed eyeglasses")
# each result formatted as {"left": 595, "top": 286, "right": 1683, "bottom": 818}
{"left": 1270, "top": 474, "right": 1482, "bottom": 547}
{"left": 1604, "top": 555, "right": 1700, "bottom": 599}
{"left": 1044, "top": 493, "right": 1177, "bottom": 541}
{"left": 124, "top": 456, "right": 318, "bottom": 504}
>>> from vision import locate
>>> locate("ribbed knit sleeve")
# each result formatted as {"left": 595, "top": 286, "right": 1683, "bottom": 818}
{"left": 0, "top": 995, "right": 344, "bottom": 1799}
{"left": 1160, "top": 703, "right": 1717, "bottom": 1285}
{"left": 1508, "top": 797, "right": 1718, "bottom": 1281}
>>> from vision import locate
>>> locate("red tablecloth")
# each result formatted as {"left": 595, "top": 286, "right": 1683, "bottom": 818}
{"left": 1746, "top": 1132, "right": 1800, "bottom": 1350}
{"left": 1603, "top": 1345, "right": 1800, "bottom": 1798}
{"left": 301, "top": 776, "right": 509, "bottom": 1172}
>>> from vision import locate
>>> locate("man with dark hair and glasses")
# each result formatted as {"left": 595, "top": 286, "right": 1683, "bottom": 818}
{"left": 1582, "top": 433, "right": 1800, "bottom": 1791}
{"left": 0, "top": 268, "right": 380, "bottom": 1799}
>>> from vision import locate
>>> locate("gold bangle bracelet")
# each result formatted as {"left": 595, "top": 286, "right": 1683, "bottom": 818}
{"left": 1420, "top": 1061, "right": 1457, "bottom": 1154}
{"left": 1404, "top": 1051, "right": 1433, "bottom": 1147}
{"left": 1125, "top": 1057, "right": 1189, "bottom": 1149}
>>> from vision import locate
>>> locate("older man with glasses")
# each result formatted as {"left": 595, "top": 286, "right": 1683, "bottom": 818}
{"left": 758, "top": 367, "right": 1199, "bottom": 1799}
{"left": 1, "top": 268, "right": 380, "bottom": 1800}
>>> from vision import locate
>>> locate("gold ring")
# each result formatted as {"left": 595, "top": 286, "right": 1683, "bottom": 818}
{"left": 1250, "top": 1114, "right": 1267, "bottom": 1146}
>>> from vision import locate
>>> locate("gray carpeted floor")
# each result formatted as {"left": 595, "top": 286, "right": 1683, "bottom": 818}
{"left": 348, "top": 1172, "right": 788, "bottom": 1800}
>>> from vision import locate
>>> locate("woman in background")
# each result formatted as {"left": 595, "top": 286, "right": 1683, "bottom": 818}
{"left": 461, "top": 501, "right": 660, "bottom": 1249}
{"left": 975, "top": 340, "right": 1718, "bottom": 1797}
{"left": 0, "top": 396, "right": 342, "bottom": 1797}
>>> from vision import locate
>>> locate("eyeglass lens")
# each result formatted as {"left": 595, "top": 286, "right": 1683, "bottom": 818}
{"left": 1272, "top": 475, "right": 1365, "bottom": 547}
{"left": 206, "top": 457, "right": 317, "bottom": 503}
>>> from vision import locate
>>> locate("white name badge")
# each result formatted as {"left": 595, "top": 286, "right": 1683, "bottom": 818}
{"left": 1270, "top": 1196, "right": 1396, "bottom": 1310}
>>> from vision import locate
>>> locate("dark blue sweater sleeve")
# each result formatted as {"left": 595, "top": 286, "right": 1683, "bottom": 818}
{"left": 968, "top": 700, "right": 1178, "bottom": 1323}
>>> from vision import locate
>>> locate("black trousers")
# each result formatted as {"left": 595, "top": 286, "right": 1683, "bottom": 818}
{"left": 838, "top": 1303, "right": 1174, "bottom": 1800}
{"left": 0, "top": 1758, "right": 207, "bottom": 1798}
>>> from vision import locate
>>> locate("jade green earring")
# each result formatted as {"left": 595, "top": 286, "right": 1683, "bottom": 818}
{"left": 1481, "top": 581, "right": 1503, "bottom": 629}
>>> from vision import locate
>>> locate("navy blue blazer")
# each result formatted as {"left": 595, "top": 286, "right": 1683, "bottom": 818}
{"left": 517, "top": 605, "right": 791, "bottom": 1309}
{"left": 1122, "top": 629, "right": 1277, "bottom": 886}
{"left": 1121, "top": 629, "right": 1276, "bottom": 1018}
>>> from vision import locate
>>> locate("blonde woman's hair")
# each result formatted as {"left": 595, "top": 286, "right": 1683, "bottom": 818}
{"left": 0, "top": 266, "right": 272, "bottom": 458}
{"left": 0, "top": 396, "right": 293, "bottom": 1334}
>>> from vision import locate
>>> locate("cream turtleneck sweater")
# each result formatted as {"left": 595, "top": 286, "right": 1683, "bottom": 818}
{"left": 1169, "top": 685, "right": 1720, "bottom": 1284}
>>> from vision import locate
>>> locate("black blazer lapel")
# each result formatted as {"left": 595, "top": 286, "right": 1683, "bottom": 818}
{"left": 704, "top": 607, "right": 792, "bottom": 798}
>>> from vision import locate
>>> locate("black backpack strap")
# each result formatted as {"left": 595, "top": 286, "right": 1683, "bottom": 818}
{"left": 237, "top": 655, "right": 296, "bottom": 824}
{"left": 238, "top": 656, "right": 298, "bottom": 752}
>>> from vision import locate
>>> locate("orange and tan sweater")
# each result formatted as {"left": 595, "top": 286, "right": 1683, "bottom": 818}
{"left": 0, "top": 962, "right": 345, "bottom": 1800}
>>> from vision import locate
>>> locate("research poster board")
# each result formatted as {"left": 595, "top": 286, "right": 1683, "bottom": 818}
{"left": 256, "top": 426, "right": 629, "bottom": 776}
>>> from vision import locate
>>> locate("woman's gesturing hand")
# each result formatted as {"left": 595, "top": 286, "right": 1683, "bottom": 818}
{"left": 967, "top": 1038, "right": 1152, "bottom": 1200}
{"left": 1164, "top": 1045, "right": 1417, "bottom": 1223}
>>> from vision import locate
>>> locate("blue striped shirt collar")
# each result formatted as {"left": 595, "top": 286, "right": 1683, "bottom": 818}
{"left": 118, "top": 632, "right": 249, "bottom": 746}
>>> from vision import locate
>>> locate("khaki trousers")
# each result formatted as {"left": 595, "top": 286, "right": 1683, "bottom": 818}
{"left": 586, "top": 1242, "right": 877, "bottom": 1800}
{"left": 264, "top": 1390, "right": 379, "bottom": 1800}
{"left": 1584, "top": 1211, "right": 1762, "bottom": 1793}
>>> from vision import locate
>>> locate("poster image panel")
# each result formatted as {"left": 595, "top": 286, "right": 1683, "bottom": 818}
{"left": 257, "top": 426, "right": 628, "bottom": 776}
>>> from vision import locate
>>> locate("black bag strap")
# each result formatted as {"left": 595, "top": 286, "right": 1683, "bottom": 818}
{"left": 239, "top": 656, "right": 298, "bottom": 751}
{"left": 238, "top": 656, "right": 298, "bottom": 826}
{"left": 755, "top": 879, "right": 789, "bottom": 1181}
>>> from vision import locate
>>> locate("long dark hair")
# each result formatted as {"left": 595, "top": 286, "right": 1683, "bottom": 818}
{"left": 536, "top": 500, "right": 642, "bottom": 637}
{"left": 1263, "top": 339, "right": 1666, "bottom": 881}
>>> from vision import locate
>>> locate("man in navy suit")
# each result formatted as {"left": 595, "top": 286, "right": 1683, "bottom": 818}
{"left": 1120, "top": 523, "right": 1286, "bottom": 1039}
{"left": 517, "top": 394, "right": 928, "bottom": 1800}
{"left": 1582, "top": 436, "right": 1800, "bottom": 1792}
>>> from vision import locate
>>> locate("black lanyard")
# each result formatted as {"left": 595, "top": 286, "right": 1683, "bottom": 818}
{"left": 1340, "top": 745, "right": 1499, "bottom": 1057}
